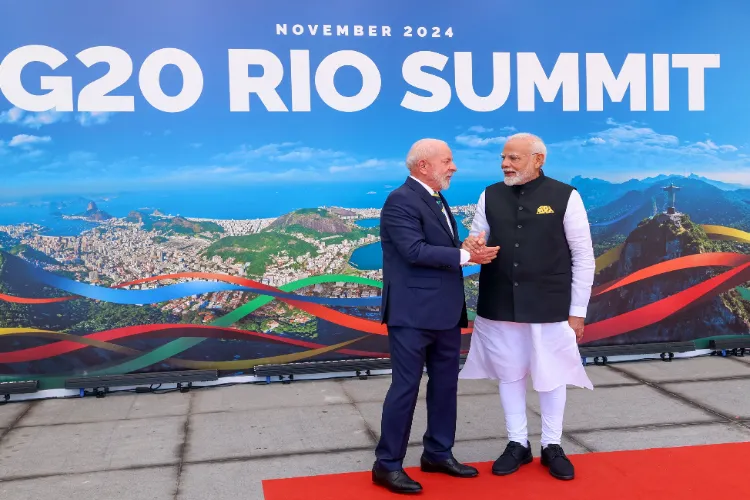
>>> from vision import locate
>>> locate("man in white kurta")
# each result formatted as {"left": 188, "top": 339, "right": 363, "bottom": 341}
{"left": 459, "top": 133, "right": 595, "bottom": 481}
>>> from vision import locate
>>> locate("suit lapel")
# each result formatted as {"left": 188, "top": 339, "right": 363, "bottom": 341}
{"left": 439, "top": 192, "right": 461, "bottom": 246}
{"left": 405, "top": 177, "right": 456, "bottom": 246}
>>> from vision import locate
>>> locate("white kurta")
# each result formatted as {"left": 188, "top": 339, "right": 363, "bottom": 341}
{"left": 459, "top": 187, "right": 595, "bottom": 392}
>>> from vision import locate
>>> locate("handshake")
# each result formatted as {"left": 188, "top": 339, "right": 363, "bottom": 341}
{"left": 462, "top": 231, "right": 500, "bottom": 265}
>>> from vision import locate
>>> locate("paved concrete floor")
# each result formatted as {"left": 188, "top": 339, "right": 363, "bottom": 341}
{"left": 0, "top": 355, "right": 749, "bottom": 499}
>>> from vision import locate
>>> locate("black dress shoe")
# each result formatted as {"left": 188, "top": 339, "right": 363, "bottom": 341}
{"left": 420, "top": 455, "right": 479, "bottom": 477}
{"left": 540, "top": 444, "right": 575, "bottom": 480}
{"left": 372, "top": 464, "right": 423, "bottom": 494}
{"left": 492, "top": 440, "right": 533, "bottom": 476}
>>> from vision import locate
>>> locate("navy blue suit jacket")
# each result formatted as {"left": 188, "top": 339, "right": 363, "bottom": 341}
{"left": 379, "top": 177, "right": 469, "bottom": 331}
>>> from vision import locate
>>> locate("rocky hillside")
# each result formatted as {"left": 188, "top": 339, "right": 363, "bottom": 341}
{"left": 587, "top": 213, "right": 750, "bottom": 344}
{"left": 125, "top": 211, "right": 223, "bottom": 235}
{"left": 80, "top": 201, "right": 113, "bottom": 221}
{"left": 266, "top": 208, "right": 352, "bottom": 234}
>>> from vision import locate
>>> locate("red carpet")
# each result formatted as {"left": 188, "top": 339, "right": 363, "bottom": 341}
{"left": 262, "top": 442, "right": 749, "bottom": 499}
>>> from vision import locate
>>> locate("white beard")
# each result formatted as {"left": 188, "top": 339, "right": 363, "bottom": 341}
{"left": 431, "top": 172, "right": 451, "bottom": 190}
{"left": 503, "top": 171, "right": 533, "bottom": 186}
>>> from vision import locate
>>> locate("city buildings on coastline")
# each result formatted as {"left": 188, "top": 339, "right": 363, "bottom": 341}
{"left": 1, "top": 203, "right": 455, "bottom": 322}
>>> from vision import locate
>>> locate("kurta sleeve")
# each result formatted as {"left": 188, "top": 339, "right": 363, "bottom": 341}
{"left": 469, "top": 189, "right": 491, "bottom": 240}
{"left": 563, "top": 190, "right": 595, "bottom": 318}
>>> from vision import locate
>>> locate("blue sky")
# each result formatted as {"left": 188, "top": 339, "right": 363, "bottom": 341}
{"left": 1, "top": 0, "right": 749, "bottom": 199}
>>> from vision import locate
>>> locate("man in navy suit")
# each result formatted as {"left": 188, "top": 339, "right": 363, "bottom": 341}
{"left": 372, "top": 138, "right": 500, "bottom": 494}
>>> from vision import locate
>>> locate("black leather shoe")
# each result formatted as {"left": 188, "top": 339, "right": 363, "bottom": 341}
{"left": 372, "top": 463, "right": 423, "bottom": 494}
{"left": 420, "top": 455, "right": 478, "bottom": 478}
{"left": 492, "top": 440, "right": 533, "bottom": 476}
{"left": 540, "top": 444, "right": 575, "bottom": 480}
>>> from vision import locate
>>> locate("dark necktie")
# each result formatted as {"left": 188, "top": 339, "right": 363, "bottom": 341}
{"left": 432, "top": 193, "right": 453, "bottom": 236}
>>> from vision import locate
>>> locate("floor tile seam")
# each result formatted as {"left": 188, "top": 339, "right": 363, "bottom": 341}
{"left": 0, "top": 464, "right": 178, "bottom": 484}
{"left": 173, "top": 392, "right": 194, "bottom": 500}
{"left": 337, "top": 380, "right": 379, "bottom": 446}
{"left": 0, "top": 401, "right": 35, "bottom": 446}
{"left": 606, "top": 365, "right": 742, "bottom": 424}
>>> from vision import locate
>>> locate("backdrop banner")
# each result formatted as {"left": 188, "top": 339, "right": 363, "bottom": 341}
{"left": 1, "top": 1, "right": 748, "bottom": 389}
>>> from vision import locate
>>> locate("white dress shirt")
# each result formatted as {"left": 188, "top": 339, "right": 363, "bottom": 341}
{"left": 409, "top": 176, "right": 471, "bottom": 265}
{"left": 469, "top": 188, "right": 595, "bottom": 318}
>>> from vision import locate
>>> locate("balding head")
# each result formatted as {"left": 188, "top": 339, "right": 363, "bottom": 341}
{"left": 405, "top": 138, "right": 456, "bottom": 191}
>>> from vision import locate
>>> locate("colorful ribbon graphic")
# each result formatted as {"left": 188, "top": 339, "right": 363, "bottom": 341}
{"left": 0, "top": 223, "right": 748, "bottom": 381}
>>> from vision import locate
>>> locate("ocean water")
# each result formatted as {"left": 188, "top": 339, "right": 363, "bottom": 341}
{"left": 350, "top": 216, "right": 470, "bottom": 270}
{"left": 0, "top": 181, "right": 491, "bottom": 237}
{"left": 0, "top": 203, "right": 98, "bottom": 237}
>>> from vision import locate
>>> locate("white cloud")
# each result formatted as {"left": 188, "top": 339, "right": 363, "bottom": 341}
{"left": 38, "top": 151, "right": 100, "bottom": 171}
{"left": 0, "top": 107, "right": 25, "bottom": 124}
{"left": 1, "top": 107, "right": 115, "bottom": 128}
{"left": 455, "top": 134, "right": 508, "bottom": 148}
{"left": 688, "top": 139, "right": 738, "bottom": 153}
{"left": 275, "top": 147, "right": 347, "bottom": 162}
{"left": 164, "top": 166, "right": 322, "bottom": 184}
{"left": 77, "top": 112, "right": 113, "bottom": 127}
{"left": 207, "top": 141, "right": 398, "bottom": 181}
{"left": 550, "top": 119, "right": 737, "bottom": 156}
{"left": 0, "top": 107, "right": 67, "bottom": 129}
{"left": 468, "top": 125, "right": 516, "bottom": 134}
{"left": 546, "top": 118, "right": 745, "bottom": 184}
{"left": 329, "top": 158, "right": 397, "bottom": 174}
{"left": 9, "top": 134, "right": 51, "bottom": 147}
{"left": 212, "top": 142, "right": 299, "bottom": 163}
{"left": 468, "top": 125, "right": 492, "bottom": 133}
{"left": 455, "top": 125, "right": 516, "bottom": 148}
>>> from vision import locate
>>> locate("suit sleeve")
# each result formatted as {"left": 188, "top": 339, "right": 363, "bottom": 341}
{"left": 381, "top": 194, "right": 461, "bottom": 269}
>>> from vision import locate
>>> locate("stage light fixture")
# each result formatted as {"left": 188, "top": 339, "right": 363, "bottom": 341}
{"left": 0, "top": 380, "right": 39, "bottom": 402}
{"left": 579, "top": 341, "right": 696, "bottom": 366}
{"left": 64, "top": 370, "right": 218, "bottom": 398}
{"left": 709, "top": 338, "right": 750, "bottom": 357}
{"left": 254, "top": 355, "right": 475, "bottom": 383}
{"left": 255, "top": 358, "right": 394, "bottom": 383}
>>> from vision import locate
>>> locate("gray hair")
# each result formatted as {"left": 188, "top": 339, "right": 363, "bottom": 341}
{"left": 506, "top": 132, "right": 547, "bottom": 156}
{"left": 406, "top": 138, "right": 447, "bottom": 171}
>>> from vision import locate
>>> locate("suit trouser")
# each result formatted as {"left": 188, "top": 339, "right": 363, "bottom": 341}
{"left": 375, "top": 325, "right": 462, "bottom": 471}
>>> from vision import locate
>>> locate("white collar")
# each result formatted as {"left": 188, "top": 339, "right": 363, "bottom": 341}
{"left": 409, "top": 175, "right": 437, "bottom": 196}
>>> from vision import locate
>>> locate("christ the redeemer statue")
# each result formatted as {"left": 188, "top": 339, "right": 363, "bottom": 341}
{"left": 663, "top": 183, "right": 681, "bottom": 214}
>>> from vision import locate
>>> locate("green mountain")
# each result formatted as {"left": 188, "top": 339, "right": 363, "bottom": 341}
{"left": 127, "top": 211, "right": 224, "bottom": 236}
{"left": 8, "top": 244, "right": 59, "bottom": 265}
{"left": 267, "top": 208, "right": 351, "bottom": 234}
{"left": 264, "top": 208, "right": 377, "bottom": 244}
{"left": 587, "top": 177, "right": 750, "bottom": 245}
{"left": 572, "top": 174, "right": 670, "bottom": 209}
{"left": 588, "top": 213, "right": 750, "bottom": 345}
{"left": 78, "top": 201, "right": 113, "bottom": 221}
{"left": 0, "top": 231, "right": 19, "bottom": 250}
{"left": 203, "top": 233, "right": 318, "bottom": 276}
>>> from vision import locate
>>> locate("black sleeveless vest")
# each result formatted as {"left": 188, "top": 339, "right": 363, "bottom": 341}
{"left": 476, "top": 173, "right": 575, "bottom": 323}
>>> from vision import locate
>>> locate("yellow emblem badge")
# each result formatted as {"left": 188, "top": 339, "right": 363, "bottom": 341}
{"left": 536, "top": 205, "right": 554, "bottom": 214}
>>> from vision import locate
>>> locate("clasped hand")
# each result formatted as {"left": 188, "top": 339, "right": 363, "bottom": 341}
{"left": 461, "top": 231, "right": 499, "bottom": 265}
